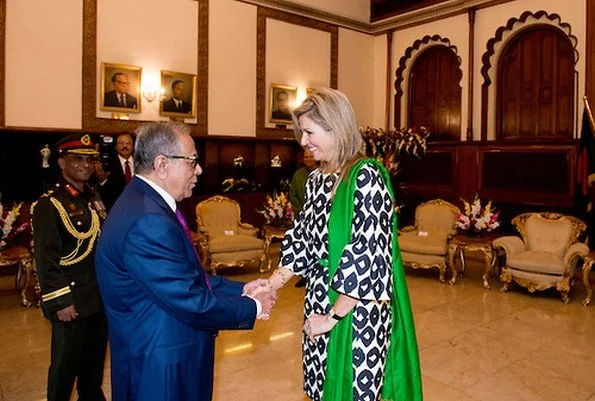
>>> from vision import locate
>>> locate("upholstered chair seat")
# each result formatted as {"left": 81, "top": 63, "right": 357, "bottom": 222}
{"left": 493, "top": 212, "right": 589, "bottom": 303}
{"left": 195, "top": 195, "right": 266, "bottom": 274}
{"left": 398, "top": 199, "right": 460, "bottom": 282}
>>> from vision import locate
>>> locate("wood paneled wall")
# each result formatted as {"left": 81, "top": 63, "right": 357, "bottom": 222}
{"left": 397, "top": 139, "right": 579, "bottom": 230}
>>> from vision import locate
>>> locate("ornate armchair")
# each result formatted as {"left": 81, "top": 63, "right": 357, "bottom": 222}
{"left": 195, "top": 196, "right": 266, "bottom": 275}
{"left": 398, "top": 199, "right": 460, "bottom": 282}
{"left": 493, "top": 212, "right": 589, "bottom": 303}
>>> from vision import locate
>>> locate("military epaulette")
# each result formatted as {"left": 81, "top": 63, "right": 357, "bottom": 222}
{"left": 63, "top": 183, "right": 80, "bottom": 198}
{"left": 39, "top": 189, "right": 55, "bottom": 199}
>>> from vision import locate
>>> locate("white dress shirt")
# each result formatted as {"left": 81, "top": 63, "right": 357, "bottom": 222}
{"left": 118, "top": 154, "right": 134, "bottom": 176}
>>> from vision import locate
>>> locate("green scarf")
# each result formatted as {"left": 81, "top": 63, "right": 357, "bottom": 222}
{"left": 322, "top": 158, "right": 423, "bottom": 401}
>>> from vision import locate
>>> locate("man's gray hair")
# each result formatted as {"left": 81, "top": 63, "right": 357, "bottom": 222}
{"left": 134, "top": 122, "right": 191, "bottom": 174}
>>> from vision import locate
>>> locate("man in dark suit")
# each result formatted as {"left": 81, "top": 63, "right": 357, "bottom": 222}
{"left": 33, "top": 133, "right": 108, "bottom": 401}
{"left": 162, "top": 80, "right": 193, "bottom": 114}
{"left": 95, "top": 132, "right": 134, "bottom": 211}
{"left": 104, "top": 72, "right": 138, "bottom": 109}
{"left": 271, "top": 90, "right": 292, "bottom": 121}
{"left": 95, "top": 122, "right": 275, "bottom": 401}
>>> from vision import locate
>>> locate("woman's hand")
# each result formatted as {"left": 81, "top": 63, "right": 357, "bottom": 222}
{"left": 303, "top": 313, "right": 337, "bottom": 342}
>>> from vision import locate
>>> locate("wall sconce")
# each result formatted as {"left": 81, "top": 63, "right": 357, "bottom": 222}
{"left": 142, "top": 87, "right": 165, "bottom": 103}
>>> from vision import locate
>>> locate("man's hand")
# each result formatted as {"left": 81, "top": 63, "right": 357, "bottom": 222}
{"left": 56, "top": 305, "right": 78, "bottom": 322}
{"left": 253, "top": 290, "right": 276, "bottom": 320}
{"left": 94, "top": 162, "right": 110, "bottom": 183}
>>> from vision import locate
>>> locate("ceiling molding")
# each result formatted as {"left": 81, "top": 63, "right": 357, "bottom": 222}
{"left": 234, "top": 0, "right": 515, "bottom": 35}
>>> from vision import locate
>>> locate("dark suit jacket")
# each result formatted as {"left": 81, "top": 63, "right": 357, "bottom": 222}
{"left": 97, "top": 156, "right": 129, "bottom": 212}
{"left": 272, "top": 109, "right": 292, "bottom": 121}
{"left": 104, "top": 90, "right": 138, "bottom": 109}
{"left": 95, "top": 177, "right": 256, "bottom": 401}
{"left": 162, "top": 97, "right": 192, "bottom": 114}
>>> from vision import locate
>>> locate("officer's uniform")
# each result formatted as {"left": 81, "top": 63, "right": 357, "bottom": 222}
{"left": 32, "top": 133, "right": 108, "bottom": 401}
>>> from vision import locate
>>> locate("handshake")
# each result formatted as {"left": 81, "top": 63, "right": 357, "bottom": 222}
{"left": 242, "top": 279, "right": 278, "bottom": 320}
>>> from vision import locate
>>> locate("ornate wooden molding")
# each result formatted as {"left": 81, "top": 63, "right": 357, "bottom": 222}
{"left": 0, "top": 0, "right": 5, "bottom": 128}
{"left": 587, "top": 0, "right": 595, "bottom": 105}
{"left": 466, "top": 9, "right": 475, "bottom": 141}
{"left": 236, "top": 0, "right": 516, "bottom": 36}
{"left": 393, "top": 34, "right": 461, "bottom": 129}
{"left": 256, "top": 6, "right": 338, "bottom": 138}
{"left": 82, "top": 0, "right": 204, "bottom": 134}
{"left": 197, "top": 0, "right": 208, "bottom": 137}
{"left": 237, "top": 0, "right": 369, "bottom": 33}
{"left": 479, "top": 10, "right": 579, "bottom": 140}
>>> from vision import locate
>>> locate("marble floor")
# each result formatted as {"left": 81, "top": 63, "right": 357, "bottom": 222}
{"left": 1, "top": 247, "right": 595, "bottom": 401}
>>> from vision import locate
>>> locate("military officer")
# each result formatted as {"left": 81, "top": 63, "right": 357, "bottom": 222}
{"left": 32, "top": 133, "right": 108, "bottom": 401}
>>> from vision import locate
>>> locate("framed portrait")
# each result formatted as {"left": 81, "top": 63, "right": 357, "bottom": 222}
{"left": 269, "top": 84, "right": 297, "bottom": 124}
{"left": 160, "top": 70, "right": 197, "bottom": 118}
{"left": 100, "top": 62, "right": 142, "bottom": 113}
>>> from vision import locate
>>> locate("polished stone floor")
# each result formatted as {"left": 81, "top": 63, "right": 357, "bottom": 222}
{"left": 1, "top": 248, "right": 595, "bottom": 401}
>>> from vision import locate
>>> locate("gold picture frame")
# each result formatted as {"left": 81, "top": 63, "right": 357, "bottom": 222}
{"left": 160, "top": 70, "right": 197, "bottom": 119}
{"left": 269, "top": 84, "right": 297, "bottom": 124}
{"left": 100, "top": 62, "right": 142, "bottom": 113}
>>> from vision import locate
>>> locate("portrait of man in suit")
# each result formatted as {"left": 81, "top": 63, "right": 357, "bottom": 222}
{"left": 270, "top": 84, "right": 297, "bottom": 124}
{"left": 160, "top": 70, "right": 196, "bottom": 118}
{"left": 100, "top": 63, "right": 142, "bottom": 113}
{"left": 162, "top": 80, "right": 193, "bottom": 114}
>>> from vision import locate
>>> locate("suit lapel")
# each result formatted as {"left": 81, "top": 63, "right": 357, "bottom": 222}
{"left": 129, "top": 178, "right": 207, "bottom": 280}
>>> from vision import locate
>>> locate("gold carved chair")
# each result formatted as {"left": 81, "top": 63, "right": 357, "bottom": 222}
{"left": 398, "top": 199, "right": 460, "bottom": 282}
{"left": 493, "top": 212, "right": 589, "bottom": 303}
{"left": 195, "top": 196, "right": 266, "bottom": 275}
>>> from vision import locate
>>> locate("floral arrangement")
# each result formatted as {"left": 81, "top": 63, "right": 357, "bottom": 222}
{"left": 257, "top": 191, "right": 294, "bottom": 227}
{"left": 360, "top": 126, "right": 430, "bottom": 175}
{"left": 0, "top": 202, "right": 29, "bottom": 249}
{"left": 456, "top": 195, "right": 500, "bottom": 235}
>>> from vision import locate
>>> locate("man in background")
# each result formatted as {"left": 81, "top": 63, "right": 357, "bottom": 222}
{"left": 104, "top": 72, "right": 138, "bottom": 109}
{"left": 162, "top": 80, "right": 193, "bottom": 114}
{"left": 95, "top": 132, "right": 134, "bottom": 211}
{"left": 95, "top": 122, "right": 275, "bottom": 401}
{"left": 289, "top": 149, "right": 317, "bottom": 287}
{"left": 33, "top": 133, "right": 108, "bottom": 401}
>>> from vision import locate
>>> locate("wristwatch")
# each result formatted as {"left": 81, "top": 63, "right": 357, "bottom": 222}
{"left": 329, "top": 308, "right": 344, "bottom": 321}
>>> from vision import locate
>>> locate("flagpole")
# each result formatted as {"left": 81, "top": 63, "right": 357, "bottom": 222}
{"left": 585, "top": 96, "right": 595, "bottom": 133}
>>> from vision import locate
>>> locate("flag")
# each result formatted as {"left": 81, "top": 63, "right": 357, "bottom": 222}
{"left": 575, "top": 98, "right": 595, "bottom": 248}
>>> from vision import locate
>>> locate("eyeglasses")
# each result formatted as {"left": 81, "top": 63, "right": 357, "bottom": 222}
{"left": 165, "top": 155, "right": 200, "bottom": 169}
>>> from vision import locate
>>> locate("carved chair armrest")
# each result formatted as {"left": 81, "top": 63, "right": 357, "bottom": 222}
{"left": 492, "top": 236, "right": 525, "bottom": 259}
{"left": 238, "top": 223, "right": 258, "bottom": 236}
{"left": 563, "top": 242, "right": 590, "bottom": 273}
{"left": 192, "top": 230, "right": 210, "bottom": 263}
{"left": 399, "top": 225, "right": 416, "bottom": 233}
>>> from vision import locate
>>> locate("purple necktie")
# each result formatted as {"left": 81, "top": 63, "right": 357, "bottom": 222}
{"left": 175, "top": 209, "right": 211, "bottom": 290}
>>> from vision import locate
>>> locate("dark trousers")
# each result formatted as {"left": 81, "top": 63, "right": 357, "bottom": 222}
{"left": 48, "top": 311, "right": 108, "bottom": 401}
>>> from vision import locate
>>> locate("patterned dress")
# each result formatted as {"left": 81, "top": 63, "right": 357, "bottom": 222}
{"left": 280, "top": 163, "right": 395, "bottom": 401}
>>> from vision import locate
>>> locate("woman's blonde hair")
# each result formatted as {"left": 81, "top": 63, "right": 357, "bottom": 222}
{"left": 291, "top": 88, "right": 365, "bottom": 180}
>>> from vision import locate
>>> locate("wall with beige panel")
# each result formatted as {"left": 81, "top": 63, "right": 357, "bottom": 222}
{"left": 96, "top": 0, "right": 198, "bottom": 123}
{"left": 265, "top": 19, "right": 331, "bottom": 129}
{"left": 209, "top": 0, "right": 257, "bottom": 136}
{"left": 5, "top": 0, "right": 82, "bottom": 129}
{"left": 338, "top": 28, "right": 376, "bottom": 128}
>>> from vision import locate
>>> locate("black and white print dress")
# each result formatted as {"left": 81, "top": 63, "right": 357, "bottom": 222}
{"left": 280, "top": 163, "right": 395, "bottom": 401}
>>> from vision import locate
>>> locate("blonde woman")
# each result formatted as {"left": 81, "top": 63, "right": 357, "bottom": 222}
{"left": 247, "top": 88, "right": 422, "bottom": 401}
